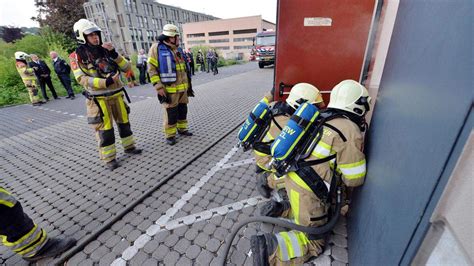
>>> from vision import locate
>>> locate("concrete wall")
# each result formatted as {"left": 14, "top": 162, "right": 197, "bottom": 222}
{"left": 348, "top": 0, "right": 473, "bottom": 265}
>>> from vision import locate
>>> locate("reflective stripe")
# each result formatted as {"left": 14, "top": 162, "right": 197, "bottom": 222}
{"left": 121, "top": 136, "right": 134, "bottom": 148}
{"left": 261, "top": 97, "right": 270, "bottom": 105}
{"left": 275, "top": 233, "right": 290, "bottom": 261}
{"left": 148, "top": 57, "right": 158, "bottom": 67}
{"left": 287, "top": 231, "right": 303, "bottom": 257}
{"left": 116, "top": 56, "right": 128, "bottom": 69}
{"left": 311, "top": 141, "right": 332, "bottom": 158}
{"left": 165, "top": 82, "right": 189, "bottom": 93}
{"left": 177, "top": 120, "right": 187, "bottom": 130}
{"left": 289, "top": 189, "right": 300, "bottom": 225}
{"left": 150, "top": 75, "right": 161, "bottom": 83}
{"left": 16, "top": 229, "right": 47, "bottom": 257}
{"left": 253, "top": 149, "right": 268, "bottom": 157}
{"left": 288, "top": 172, "right": 312, "bottom": 192}
{"left": 101, "top": 144, "right": 116, "bottom": 158}
{"left": 93, "top": 77, "right": 101, "bottom": 88}
{"left": 165, "top": 126, "right": 176, "bottom": 136}
{"left": 97, "top": 99, "right": 112, "bottom": 130}
{"left": 279, "top": 232, "right": 295, "bottom": 259}
{"left": 118, "top": 97, "right": 129, "bottom": 123}
{"left": 262, "top": 131, "right": 275, "bottom": 142}
{"left": 0, "top": 188, "right": 17, "bottom": 207}
{"left": 339, "top": 159, "right": 366, "bottom": 179}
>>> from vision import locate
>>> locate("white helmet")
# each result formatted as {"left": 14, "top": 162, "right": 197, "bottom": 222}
{"left": 328, "top": 80, "right": 371, "bottom": 116}
{"left": 286, "top": 83, "right": 323, "bottom": 110}
{"left": 15, "top": 51, "right": 29, "bottom": 60}
{"left": 73, "top": 19, "right": 102, "bottom": 44}
{"left": 162, "top": 24, "right": 179, "bottom": 37}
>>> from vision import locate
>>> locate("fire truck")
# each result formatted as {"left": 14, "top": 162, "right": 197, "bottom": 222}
{"left": 255, "top": 31, "right": 276, "bottom": 68}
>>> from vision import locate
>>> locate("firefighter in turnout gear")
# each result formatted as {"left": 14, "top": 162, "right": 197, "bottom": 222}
{"left": 251, "top": 80, "right": 370, "bottom": 265}
{"left": 148, "top": 24, "right": 193, "bottom": 145}
{"left": 70, "top": 19, "right": 142, "bottom": 170}
{"left": 254, "top": 83, "right": 325, "bottom": 198}
{"left": 0, "top": 186, "right": 76, "bottom": 262}
{"left": 15, "top": 52, "right": 42, "bottom": 106}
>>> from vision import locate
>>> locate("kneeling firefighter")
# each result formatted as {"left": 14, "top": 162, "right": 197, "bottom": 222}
{"left": 248, "top": 80, "right": 371, "bottom": 265}
{"left": 15, "top": 52, "right": 42, "bottom": 106}
{"left": 70, "top": 19, "right": 142, "bottom": 170}
{"left": 147, "top": 24, "right": 194, "bottom": 146}
{"left": 251, "top": 84, "right": 325, "bottom": 198}
{"left": 0, "top": 186, "right": 76, "bottom": 262}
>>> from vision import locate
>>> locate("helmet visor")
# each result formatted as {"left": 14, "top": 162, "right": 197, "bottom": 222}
{"left": 83, "top": 27, "right": 102, "bottom": 35}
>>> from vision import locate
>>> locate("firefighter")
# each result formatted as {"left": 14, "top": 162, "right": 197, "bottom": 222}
{"left": 70, "top": 19, "right": 142, "bottom": 170}
{"left": 251, "top": 80, "right": 370, "bottom": 265}
{"left": 14, "top": 52, "right": 43, "bottom": 106}
{"left": 0, "top": 186, "right": 76, "bottom": 262}
{"left": 254, "top": 83, "right": 325, "bottom": 198}
{"left": 147, "top": 24, "right": 193, "bottom": 145}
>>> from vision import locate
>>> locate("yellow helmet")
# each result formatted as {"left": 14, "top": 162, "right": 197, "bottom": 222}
{"left": 162, "top": 24, "right": 179, "bottom": 37}
{"left": 328, "top": 80, "right": 371, "bottom": 116}
{"left": 15, "top": 51, "right": 29, "bottom": 60}
{"left": 286, "top": 83, "right": 323, "bottom": 110}
{"left": 73, "top": 19, "right": 102, "bottom": 44}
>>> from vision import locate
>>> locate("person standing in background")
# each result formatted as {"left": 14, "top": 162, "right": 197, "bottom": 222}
{"left": 29, "top": 54, "right": 59, "bottom": 101}
{"left": 50, "top": 51, "right": 75, "bottom": 99}
{"left": 137, "top": 49, "right": 148, "bottom": 85}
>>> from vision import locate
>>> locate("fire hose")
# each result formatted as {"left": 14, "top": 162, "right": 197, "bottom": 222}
{"left": 219, "top": 188, "right": 342, "bottom": 265}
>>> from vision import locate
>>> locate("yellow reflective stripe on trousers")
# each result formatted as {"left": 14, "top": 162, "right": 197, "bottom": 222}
{"left": 101, "top": 144, "right": 116, "bottom": 158}
{"left": 121, "top": 136, "right": 134, "bottom": 148}
{"left": 118, "top": 97, "right": 129, "bottom": 123}
{"left": 177, "top": 120, "right": 187, "bottom": 130}
{"left": 16, "top": 228, "right": 47, "bottom": 256}
{"left": 97, "top": 99, "right": 112, "bottom": 130}
{"left": 289, "top": 189, "right": 300, "bottom": 225}
{"left": 0, "top": 188, "right": 17, "bottom": 207}
{"left": 165, "top": 126, "right": 176, "bottom": 135}
{"left": 339, "top": 159, "right": 367, "bottom": 179}
{"left": 275, "top": 233, "right": 290, "bottom": 261}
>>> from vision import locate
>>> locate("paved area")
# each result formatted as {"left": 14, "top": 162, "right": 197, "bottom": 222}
{"left": 0, "top": 62, "right": 348, "bottom": 265}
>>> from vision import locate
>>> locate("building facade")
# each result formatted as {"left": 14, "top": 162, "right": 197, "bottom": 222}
{"left": 182, "top": 15, "right": 276, "bottom": 60}
{"left": 83, "top": 0, "right": 217, "bottom": 55}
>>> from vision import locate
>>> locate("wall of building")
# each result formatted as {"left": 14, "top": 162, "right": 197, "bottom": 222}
{"left": 84, "top": 0, "right": 216, "bottom": 54}
{"left": 182, "top": 15, "right": 276, "bottom": 60}
{"left": 348, "top": 0, "right": 473, "bottom": 265}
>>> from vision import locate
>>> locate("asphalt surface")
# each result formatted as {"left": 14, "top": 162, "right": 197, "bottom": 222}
{"left": 0, "top": 62, "right": 349, "bottom": 266}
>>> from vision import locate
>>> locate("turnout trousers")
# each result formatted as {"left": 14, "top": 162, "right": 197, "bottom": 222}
{"left": 0, "top": 187, "right": 48, "bottom": 259}
{"left": 26, "top": 85, "right": 41, "bottom": 104}
{"left": 86, "top": 92, "right": 136, "bottom": 162}
{"left": 162, "top": 91, "right": 189, "bottom": 138}
{"left": 268, "top": 171, "right": 327, "bottom": 265}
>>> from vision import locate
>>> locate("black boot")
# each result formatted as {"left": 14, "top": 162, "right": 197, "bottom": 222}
{"left": 124, "top": 147, "right": 143, "bottom": 155}
{"left": 256, "top": 174, "right": 272, "bottom": 199}
{"left": 166, "top": 137, "right": 177, "bottom": 145}
{"left": 178, "top": 130, "right": 193, "bottom": 136}
{"left": 23, "top": 237, "right": 77, "bottom": 262}
{"left": 260, "top": 200, "right": 290, "bottom": 217}
{"left": 106, "top": 159, "right": 119, "bottom": 171}
{"left": 250, "top": 234, "right": 277, "bottom": 266}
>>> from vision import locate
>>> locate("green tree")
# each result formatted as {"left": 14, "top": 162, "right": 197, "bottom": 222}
{"left": 33, "top": 0, "right": 86, "bottom": 42}
{"left": 2, "top": 26, "right": 23, "bottom": 43}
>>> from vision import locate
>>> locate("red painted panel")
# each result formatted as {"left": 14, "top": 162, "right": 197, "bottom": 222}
{"left": 274, "top": 0, "right": 376, "bottom": 103}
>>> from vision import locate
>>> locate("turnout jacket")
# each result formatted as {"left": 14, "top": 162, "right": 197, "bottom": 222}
{"left": 69, "top": 47, "right": 130, "bottom": 96}
{"left": 16, "top": 61, "right": 37, "bottom": 87}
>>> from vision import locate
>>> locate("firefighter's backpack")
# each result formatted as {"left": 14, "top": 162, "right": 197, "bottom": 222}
{"left": 270, "top": 102, "right": 320, "bottom": 162}
{"left": 238, "top": 100, "right": 272, "bottom": 150}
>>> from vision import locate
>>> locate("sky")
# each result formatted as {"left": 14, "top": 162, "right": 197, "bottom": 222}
{"left": 0, "top": 0, "right": 277, "bottom": 28}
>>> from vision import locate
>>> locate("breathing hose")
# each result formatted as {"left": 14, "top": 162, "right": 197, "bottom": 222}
{"left": 219, "top": 188, "right": 342, "bottom": 265}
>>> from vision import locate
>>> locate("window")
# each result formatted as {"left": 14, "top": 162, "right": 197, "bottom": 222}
{"left": 186, "top": 33, "right": 205, "bottom": 38}
{"left": 188, "top": 40, "right": 206, "bottom": 45}
{"left": 209, "top": 39, "right": 229, "bottom": 43}
{"left": 234, "top": 37, "right": 254, "bottom": 42}
{"left": 234, "top": 45, "right": 254, "bottom": 50}
{"left": 233, "top": 29, "right": 257, "bottom": 35}
{"left": 144, "top": 17, "right": 148, "bottom": 28}
{"left": 127, "top": 14, "right": 132, "bottom": 25}
{"left": 117, "top": 14, "right": 124, "bottom": 27}
{"left": 216, "top": 46, "right": 230, "bottom": 50}
{"left": 208, "top": 31, "right": 229, "bottom": 36}
{"left": 130, "top": 28, "right": 135, "bottom": 41}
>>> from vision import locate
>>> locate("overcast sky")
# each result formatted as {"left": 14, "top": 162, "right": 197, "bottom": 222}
{"left": 0, "top": 0, "right": 277, "bottom": 27}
